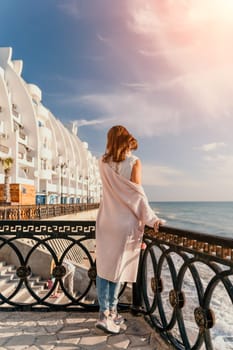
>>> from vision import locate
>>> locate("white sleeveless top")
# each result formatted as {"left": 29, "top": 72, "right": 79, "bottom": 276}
{"left": 108, "top": 153, "right": 138, "bottom": 180}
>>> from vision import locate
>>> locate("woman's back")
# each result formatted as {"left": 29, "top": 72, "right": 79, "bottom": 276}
{"left": 108, "top": 153, "right": 138, "bottom": 180}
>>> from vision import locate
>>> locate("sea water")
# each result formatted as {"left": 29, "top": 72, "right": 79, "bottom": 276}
{"left": 150, "top": 201, "right": 233, "bottom": 238}
{"left": 149, "top": 201, "right": 233, "bottom": 349}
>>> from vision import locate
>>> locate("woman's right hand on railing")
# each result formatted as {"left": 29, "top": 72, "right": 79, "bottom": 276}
{"left": 154, "top": 219, "right": 166, "bottom": 233}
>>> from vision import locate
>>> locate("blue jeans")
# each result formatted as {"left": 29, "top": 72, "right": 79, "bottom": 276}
{"left": 96, "top": 275, "right": 121, "bottom": 313}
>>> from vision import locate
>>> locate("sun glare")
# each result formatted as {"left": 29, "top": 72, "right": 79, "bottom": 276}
{"left": 211, "top": 0, "right": 233, "bottom": 21}
{"left": 131, "top": 0, "right": 233, "bottom": 37}
{"left": 129, "top": 0, "right": 233, "bottom": 120}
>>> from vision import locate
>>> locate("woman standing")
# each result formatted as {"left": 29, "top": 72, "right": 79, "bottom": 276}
{"left": 95, "top": 125, "right": 164, "bottom": 334}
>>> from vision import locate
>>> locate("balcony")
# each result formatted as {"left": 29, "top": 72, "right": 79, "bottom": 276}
{"left": 26, "top": 154, "right": 33, "bottom": 163}
{"left": 27, "top": 84, "right": 42, "bottom": 103}
{"left": 39, "top": 169, "right": 52, "bottom": 180}
{"left": 40, "top": 147, "right": 52, "bottom": 160}
{"left": 47, "top": 183, "right": 58, "bottom": 193}
{"left": 0, "top": 144, "right": 9, "bottom": 155}
{"left": 36, "top": 104, "right": 49, "bottom": 122}
{"left": 18, "top": 152, "right": 35, "bottom": 167}
{"left": 12, "top": 108, "right": 20, "bottom": 118}
{"left": 13, "top": 119, "right": 24, "bottom": 131}
{"left": 18, "top": 131, "right": 28, "bottom": 147}
{"left": 39, "top": 126, "right": 52, "bottom": 140}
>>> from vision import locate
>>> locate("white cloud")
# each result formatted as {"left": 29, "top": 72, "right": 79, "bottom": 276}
{"left": 128, "top": 2, "right": 164, "bottom": 34}
{"left": 72, "top": 118, "right": 111, "bottom": 127}
{"left": 52, "top": 0, "right": 233, "bottom": 201}
{"left": 142, "top": 162, "right": 205, "bottom": 201}
{"left": 127, "top": 0, "right": 233, "bottom": 122}
{"left": 194, "top": 142, "right": 226, "bottom": 152}
{"left": 121, "top": 82, "right": 152, "bottom": 91}
{"left": 58, "top": 0, "right": 233, "bottom": 139}
{"left": 57, "top": 0, "right": 80, "bottom": 19}
{"left": 142, "top": 164, "right": 193, "bottom": 187}
{"left": 97, "top": 34, "right": 110, "bottom": 44}
{"left": 142, "top": 153, "right": 233, "bottom": 201}
{"left": 142, "top": 164, "right": 183, "bottom": 186}
{"left": 203, "top": 153, "right": 233, "bottom": 168}
{"left": 77, "top": 91, "right": 187, "bottom": 137}
{"left": 52, "top": 0, "right": 233, "bottom": 139}
{"left": 201, "top": 154, "right": 233, "bottom": 193}
{"left": 138, "top": 46, "right": 193, "bottom": 58}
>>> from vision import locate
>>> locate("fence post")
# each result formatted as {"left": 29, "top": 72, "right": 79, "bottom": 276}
{"left": 131, "top": 247, "right": 144, "bottom": 315}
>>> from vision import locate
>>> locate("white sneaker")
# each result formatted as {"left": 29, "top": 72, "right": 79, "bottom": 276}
{"left": 95, "top": 315, "right": 120, "bottom": 334}
{"left": 110, "top": 311, "right": 125, "bottom": 325}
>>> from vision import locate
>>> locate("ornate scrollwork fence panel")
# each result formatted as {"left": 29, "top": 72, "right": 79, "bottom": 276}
{"left": 1, "top": 219, "right": 232, "bottom": 348}
{"left": 141, "top": 226, "right": 233, "bottom": 350}
{"left": 0, "top": 220, "right": 101, "bottom": 311}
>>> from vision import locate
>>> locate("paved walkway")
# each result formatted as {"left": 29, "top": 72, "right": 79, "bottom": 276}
{"left": 45, "top": 209, "right": 99, "bottom": 221}
{"left": 0, "top": 310, "right": 171, "bottom": 350}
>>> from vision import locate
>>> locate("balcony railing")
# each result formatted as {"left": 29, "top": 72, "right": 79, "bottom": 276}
{"left": 0, "top": 220, "right": 232, "bottom": 349}
{"left": 0, "top": 144, "right": 9, "bottom": 154}
{"left": 0, "top": 203, "right": 99, "bottom": 220}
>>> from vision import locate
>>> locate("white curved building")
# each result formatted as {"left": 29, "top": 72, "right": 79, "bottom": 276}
{"left": 0, "top": 47, "right": 101, "bottom": 204}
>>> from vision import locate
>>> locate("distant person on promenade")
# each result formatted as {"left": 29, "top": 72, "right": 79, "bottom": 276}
{"left": 95, "top": 125, "right": 165, "bottom": 334}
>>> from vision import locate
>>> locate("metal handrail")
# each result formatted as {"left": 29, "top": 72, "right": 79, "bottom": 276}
{"left": 0, "top": 220, "right": 128, "bottom": 313}
{"left": 0, "top": 220, "right": 232, "bottom": 349}
{"left": 0, "top": 203, "right": 99, "bottom": 220}
{"left": 0, "top": 220, "right": 98, "bottom": 311}
{"left": 139, "top": 225, "right": 233, "bottom": 350}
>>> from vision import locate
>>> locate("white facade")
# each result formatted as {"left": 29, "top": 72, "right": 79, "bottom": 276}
{"left": 0, "top": 47, "right": 101, "bottom": 204}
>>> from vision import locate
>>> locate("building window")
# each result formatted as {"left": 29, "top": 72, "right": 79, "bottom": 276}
{"left": 43, "top": 137, "right": 47, "bottom": 148}
{"left": 41, "top": 159, "right": 47, "bottom": 170}
{"left": 32, "top": 98, "right": 38, "bottom": 105}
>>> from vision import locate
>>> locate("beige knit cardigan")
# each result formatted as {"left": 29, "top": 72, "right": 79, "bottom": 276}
{"left": 95, "top": 159, "right": 158, "bottom": 283}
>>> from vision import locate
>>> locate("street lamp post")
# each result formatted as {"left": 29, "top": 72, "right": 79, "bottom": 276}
{"left": 56, "top": 161, "right": 67, "bottom": 204}
{"left": 87, "top": 175, "right": 89, "bottom": 204}
{"left": 59, "top": 162, "right": 67, "bottom": 204}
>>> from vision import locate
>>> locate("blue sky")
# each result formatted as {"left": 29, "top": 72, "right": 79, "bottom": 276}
{"left": 1, "top": 0, "right": 233, "bottom": 201}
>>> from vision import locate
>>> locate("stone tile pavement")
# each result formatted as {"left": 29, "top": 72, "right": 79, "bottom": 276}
{"left": 0, "top": 311, "right": 172, "bottom": 350}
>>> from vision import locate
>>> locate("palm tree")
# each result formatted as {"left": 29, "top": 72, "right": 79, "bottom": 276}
{"left": 0, "top": 157, "right": 14, "bottom": 204}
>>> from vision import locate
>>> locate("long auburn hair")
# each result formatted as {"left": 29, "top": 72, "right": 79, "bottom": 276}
{"left": 103, "top": 125, "right": 138, "bottom": 163}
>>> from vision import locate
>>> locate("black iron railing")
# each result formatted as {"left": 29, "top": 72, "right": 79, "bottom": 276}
{"left": 0, "top": 220, "right": 129, "bottom": 313}
{"left": 0, "top": 220, "right": 98, "bottom": 311}
{"left": 142, "top": 225, "right": 233, "bottom": 350}
{"left": 0, "top": 220, "right": 232, "bottom": 349}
